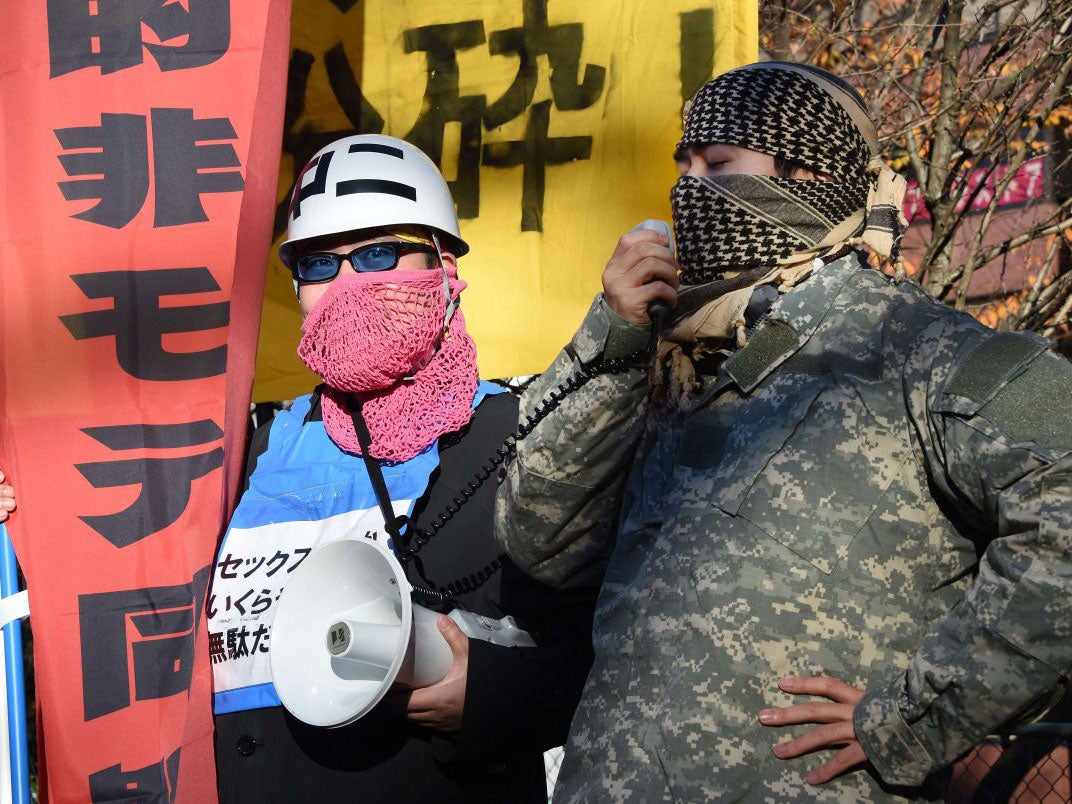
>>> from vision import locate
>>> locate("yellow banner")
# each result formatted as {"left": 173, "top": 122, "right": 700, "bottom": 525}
{"left": 254, "top": 0, "right": 757, "bottom": 401}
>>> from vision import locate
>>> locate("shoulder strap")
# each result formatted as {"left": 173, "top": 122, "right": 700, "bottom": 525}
{"left": 349, "top": 402, "right": 411, "bottom": 553}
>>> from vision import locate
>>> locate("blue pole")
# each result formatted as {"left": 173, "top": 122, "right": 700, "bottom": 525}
{"left": 0, "top": 525, "right": 29, "bottom": 804}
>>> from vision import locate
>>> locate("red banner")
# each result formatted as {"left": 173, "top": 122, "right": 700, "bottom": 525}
{"left": 0, "top": 3, "right": 290, "bottom": 802}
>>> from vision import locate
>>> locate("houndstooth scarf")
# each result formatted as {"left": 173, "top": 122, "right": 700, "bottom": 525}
{"left": 671, "top": 62, "right": 906, "bottom": 284}
{"left": 656, "top": 63, "right": 907, "bottom": 407}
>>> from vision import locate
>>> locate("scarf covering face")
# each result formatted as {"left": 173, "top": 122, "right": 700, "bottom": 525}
{"left": 671, "top": 62, "right": 905, "bottom": 283}
{"left": 298, "top": 267, "right": 478, "bottom": 463}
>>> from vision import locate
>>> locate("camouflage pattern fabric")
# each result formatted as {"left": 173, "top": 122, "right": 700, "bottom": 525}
{"left": 494, "top": 251, "right": 1072, "bottom": 801}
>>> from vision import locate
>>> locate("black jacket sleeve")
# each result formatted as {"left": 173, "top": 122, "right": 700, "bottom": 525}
{"left": 406, "top": 390, "right": 598, "bottom": 764}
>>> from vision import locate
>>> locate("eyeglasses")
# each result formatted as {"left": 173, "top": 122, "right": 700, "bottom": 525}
{"left": 293, "top": 241, "right": 438, "bottom": 282}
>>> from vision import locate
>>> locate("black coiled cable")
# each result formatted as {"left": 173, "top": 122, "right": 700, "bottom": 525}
{"left": 401, "top": 348, "right": 649, "bottom": 601}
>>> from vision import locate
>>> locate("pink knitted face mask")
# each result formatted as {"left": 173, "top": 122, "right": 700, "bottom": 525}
{"left": 298, "top": 267, "right": 478, "bottom": 463}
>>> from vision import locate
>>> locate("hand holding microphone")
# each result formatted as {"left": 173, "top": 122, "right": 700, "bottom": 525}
{"left": 632, "top": 220, "right": 676, "bottom": 328}
{"left": 601, "top": 220, "right": 680, "bottom": 327}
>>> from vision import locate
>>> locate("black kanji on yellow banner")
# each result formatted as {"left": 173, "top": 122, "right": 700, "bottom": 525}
{"left": 255, "top": 0, "right": 758, "bottom": 401}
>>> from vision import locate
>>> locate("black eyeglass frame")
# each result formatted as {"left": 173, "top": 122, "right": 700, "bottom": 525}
{"left": 291, "top": 241, "right": 439, "bottom": 283}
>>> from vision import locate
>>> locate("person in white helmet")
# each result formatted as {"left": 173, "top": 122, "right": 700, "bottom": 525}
{"left": 210, "top": 134, "right": 596, "bottom": 803}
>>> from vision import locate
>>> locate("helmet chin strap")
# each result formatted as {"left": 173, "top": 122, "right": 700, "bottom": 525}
{"left": 433, "top": 233, "right": 459, "bottom": 335}
{"left": 398, "top": 233, "right": 458, "bottom": 383}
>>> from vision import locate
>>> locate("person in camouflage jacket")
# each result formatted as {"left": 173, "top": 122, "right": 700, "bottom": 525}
{"left": 495, "top": 62, "right": 1072, "bottom": 801}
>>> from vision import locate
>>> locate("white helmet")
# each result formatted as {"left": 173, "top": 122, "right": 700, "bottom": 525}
{"left": 279, "top": 134, "right": 469, "bottom": 268}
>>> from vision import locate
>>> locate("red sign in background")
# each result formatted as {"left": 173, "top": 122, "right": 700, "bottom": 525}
{"left": 0, "top": 3, "right": 290, "bottom": 801}
{"left": 902, "top": 156, "right": 1048, "bottom": 221}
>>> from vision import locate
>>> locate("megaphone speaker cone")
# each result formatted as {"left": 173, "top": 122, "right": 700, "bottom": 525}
{"left": 270, "top": 539, "right": 414, "bottom": 728}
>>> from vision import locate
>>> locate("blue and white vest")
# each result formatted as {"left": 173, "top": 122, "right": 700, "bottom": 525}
{"left": 210, "top": 382, "right": 502, "bottom": 714}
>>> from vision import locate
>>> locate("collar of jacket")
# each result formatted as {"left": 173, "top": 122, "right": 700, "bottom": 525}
{"left": 721, "top": 251, "right": 867, "bottom": 393}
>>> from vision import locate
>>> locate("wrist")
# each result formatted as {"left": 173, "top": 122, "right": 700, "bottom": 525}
{"left": 573, "top": 294, "right": 649, "bottom": 362}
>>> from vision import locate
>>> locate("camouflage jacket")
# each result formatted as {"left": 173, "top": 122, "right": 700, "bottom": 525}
{"left": 495, "top": 252, "right": 1072, "bottom": 802}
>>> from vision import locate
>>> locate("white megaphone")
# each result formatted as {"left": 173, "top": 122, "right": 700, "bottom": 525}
{"left": 269, "top": 538, "right": 536, "bottom": 728}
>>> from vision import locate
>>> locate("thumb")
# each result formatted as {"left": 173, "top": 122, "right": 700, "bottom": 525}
{"left": 437, "top": 614, "right": 469, "bottom": 658}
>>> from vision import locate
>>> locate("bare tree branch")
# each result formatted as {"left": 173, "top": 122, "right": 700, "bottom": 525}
{"left": 761, "top": 0, "right": 1072, "bottom": 338}
{"left": 977, "top": 209, "right": 1072, "bottom": 266}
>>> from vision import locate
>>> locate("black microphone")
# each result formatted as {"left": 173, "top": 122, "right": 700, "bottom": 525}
{"left": 628, "top": 219, "right": 675, "bottom": 329}
{"left": 629, "top": 219, "right": 675, "bottom": 356}
{"left": 647, "top": 298, "right": 671, "bottom": 328}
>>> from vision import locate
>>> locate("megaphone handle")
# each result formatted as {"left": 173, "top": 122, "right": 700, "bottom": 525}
{"left": 448, "top": 609, "right": 538, "bottom": 648}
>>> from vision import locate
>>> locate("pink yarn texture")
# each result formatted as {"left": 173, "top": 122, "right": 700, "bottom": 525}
{"left": 298, "top": 268, "right": 478, "bottom": 463}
